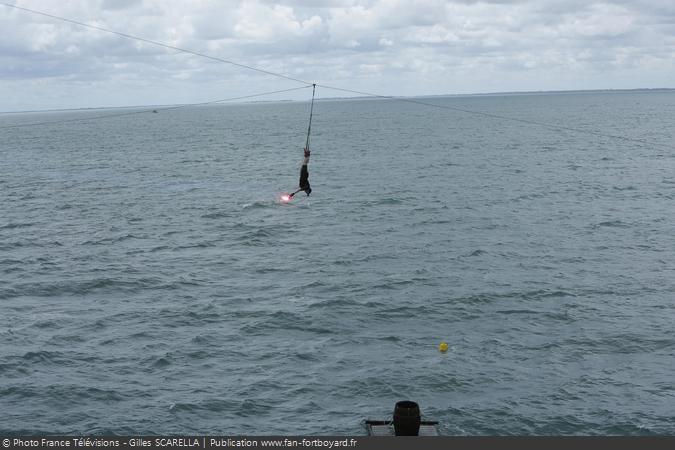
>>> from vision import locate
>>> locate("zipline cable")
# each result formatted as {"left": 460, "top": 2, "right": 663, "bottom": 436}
{"left": 305, "top": 84, "right": 316, "bottom": 150}
{"left": 0, "top": 86, "right": 311, "bottom": 130}
{"left": 0, "top": 2, "right": 312, "bottom": 86}
{"left": 316, "top": 84, "right": 671, "bottom": 150}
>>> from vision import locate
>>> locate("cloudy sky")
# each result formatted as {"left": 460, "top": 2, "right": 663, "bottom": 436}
{"left": 1, "top": 0, "right": 674, "bottom": 111}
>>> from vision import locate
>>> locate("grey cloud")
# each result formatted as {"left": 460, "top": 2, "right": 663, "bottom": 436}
{"left": 101, "top": 0, "right": 141, "bottom": 10}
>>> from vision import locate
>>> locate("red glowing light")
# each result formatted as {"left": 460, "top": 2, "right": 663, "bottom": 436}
{"left": 280, "top": 194, "right": 291, "bottom": 203}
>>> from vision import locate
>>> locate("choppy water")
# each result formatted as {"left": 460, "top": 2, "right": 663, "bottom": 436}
{"left": 1, "top": 91, "right": 675, "bottom": 435}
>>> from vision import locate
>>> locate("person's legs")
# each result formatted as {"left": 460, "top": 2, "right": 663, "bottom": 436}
{"left": 299, "top": 164, "right": 309, "bottom": 188}
{"left": 289, "top": 149, "right": 311, "bottom": 198}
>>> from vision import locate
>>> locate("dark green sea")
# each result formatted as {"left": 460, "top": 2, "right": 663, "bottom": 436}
{"left": 1, "top": 90, "right": 674, "bottom": 434}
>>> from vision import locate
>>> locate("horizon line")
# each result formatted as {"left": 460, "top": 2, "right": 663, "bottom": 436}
{"left": 2, "top": 86, "right": 673, "bottom": 115}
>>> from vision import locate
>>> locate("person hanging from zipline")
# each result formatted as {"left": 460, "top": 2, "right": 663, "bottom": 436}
{"left": 283, "top": 84, "right": 316, "bottom": 202}
{"left": 289, "top": 147, "right": 312, "bottom": 198}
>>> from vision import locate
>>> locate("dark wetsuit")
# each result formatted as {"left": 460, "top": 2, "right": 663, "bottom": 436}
{"left": 299, "top": 164, "right": 311, "bottom": 194}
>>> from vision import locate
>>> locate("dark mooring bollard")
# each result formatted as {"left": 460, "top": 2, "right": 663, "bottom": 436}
{"left": 393, "top": 400, "right": 421, "bottom": 436}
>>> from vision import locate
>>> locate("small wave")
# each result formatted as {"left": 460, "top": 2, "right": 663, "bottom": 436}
{"left": 81, "top": 234, "right": 146, "bottom": 245}
{"left": 128, "top": 331, "right": 153, "bottom": 339}
{"left": 141, "top": 352, "right": 174, "bottom": 370}
{"left": 234, "top": 227, "right": 278, "bottom": 246}
{"left": 453, "top": 289, "right": 574, "bottom": 305}
{"left": 186, "top": 350, "right": 211, "bottom": 360}
{"left": 32, "top": 319, "right": 62, "bottom": 330}
{"left": 339, "top": 376, "right": 398, "bottom": 397}
{"left": 185, "top": 310, "right": 222, "bottom": 323}
{"left": 371, "top": 279, "right": 414, "bottom": 290}
{"left": 373, "top": 304, "right": 434, "bottom": 318}
{"left": 562, "top": 335, "right": 673, "bottom": 354}
{"left": 466, "top": 249, "right": 487, "bottom": 257}
{"left": 241, "top": 312, "right": 332, "bottom": 335}
{"left": 172, "top": 241, "right": 218, "bottom": 250}
{"left": 241, "top": 201, "right": 273, "bottom": 210}
{"left": 0, "top": 362, "right": 30, "bottom": 377}
{"left": 0, "top": 222, "right": 35, "bottom": 230}
{"left": 327, "top": 254, "right": 350, "bottom": 265}
{"left": 594, "top": 220, "right": 629, "bottom": 229}
{"left": 544, "top": 311, "right": 574, "bottom": 321}
{"left": 307, "top": 297, "right": 358, "bottom": 309}
{"left": 245, "top": 228, "right": 272, "bottom": 239}
{"left": 238, "top": 240, "right": 268, "bottom": 247}
{"left": 168, "top": 402, "right": 197, "bottom": 413}
{"left": 367, "top": 198, "right": 403, "bottom": 206}
{"left": 292, "top": 352, "right": 320, "bottom": 362}
{"left": 5, "top": 277, "right": 162, "bottom": 299}
{"left": 0, "top": 240, "right": 62, "bottom": 251}
{"left": 153, "top": 357, "right": 171, "bottom": 368}
{"left": 0, "top": 258, "right": 23, "bottom": 266}
{"left": 22, "top": 350, "right": 61, "bottom": 364}
{"left": 201, "top": 211, "right": 230, "bottom": 219}
{"left": 497, "top": 308, "right": 538, "bottom": 315}
{"left": 0, "top": 242, "right": 23, "bottom": 251}
{"left": 28, "top": 383, "right": 127, "bottom": 402}
{"left": 523, "top": 289, "right": 574, "bottom": 300}
{"left": 0, "top": 287, "right": 19, "bottom": 300}
{"left": 513, "top": 192, "right": 547, "bottom": 202}
{"left": 191, "top": 334, "right": 210, "bottom": 344}
{"left": 613, "top": 185, "right": 637, "bottom": 191}
{"left": 0, "top": 386, "right": 35, "bottom": 400}
{"left": 69, "top": 387, "right": 126, "bottom": 402}
{"left": 170, "top": 399, "right": 270, "bottom": 416}
{"left": 300, "top": 280, "right": 330, "bottom": 289}
{"left": 416, "top": 218, "right": 454, "bottom": 225}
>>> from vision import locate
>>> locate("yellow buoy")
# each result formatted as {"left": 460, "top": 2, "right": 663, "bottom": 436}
{"left": 438, "top": 341, "right": 448, "bottom": 353}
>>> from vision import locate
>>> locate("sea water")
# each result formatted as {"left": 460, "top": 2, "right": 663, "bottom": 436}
{"left": 1, "top": 90, "right": 674, "bottom": 434}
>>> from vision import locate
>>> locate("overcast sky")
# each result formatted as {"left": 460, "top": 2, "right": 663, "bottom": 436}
{"left": 2, "top": 0, "right": 675, "bottom": 111}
